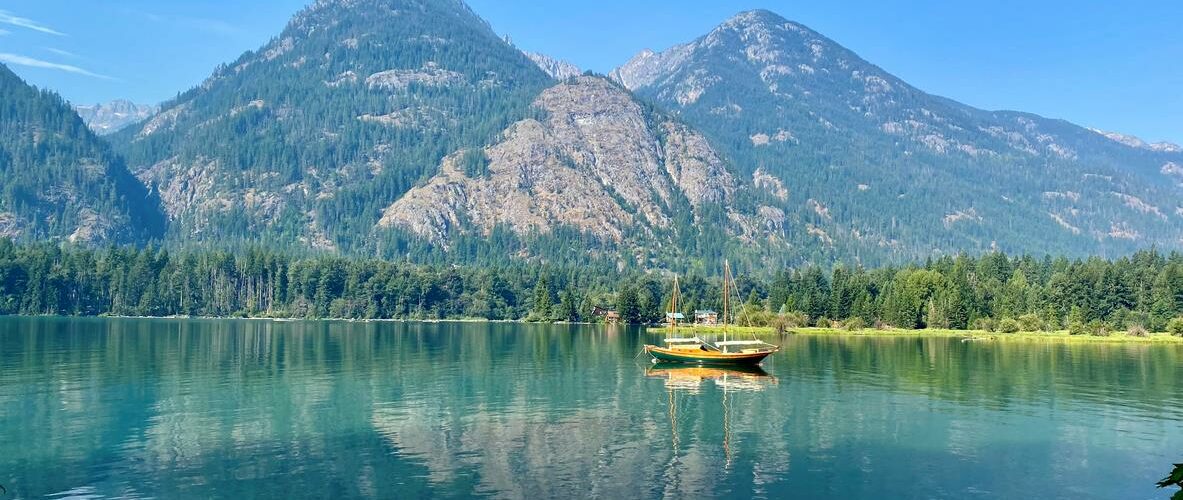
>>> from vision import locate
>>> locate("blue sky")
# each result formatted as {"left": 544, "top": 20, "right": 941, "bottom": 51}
{"left": 1, "top": 0, "right": 1180, "bottom": 143}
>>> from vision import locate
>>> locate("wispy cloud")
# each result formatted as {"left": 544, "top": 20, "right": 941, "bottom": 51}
{"left": 129, "top": 8, "right": 243, "bottom": 36}
{"left": 44, "top": 47, "right": 81, "bottom": 59}
{"left": 0, "top": 9, "right": 66, "bottom": 36}
{"left": 0, "top": 29, "right": 11, "bottom": 36}
{"left": 0, "top": 53, "right": 114, "bottom": 80}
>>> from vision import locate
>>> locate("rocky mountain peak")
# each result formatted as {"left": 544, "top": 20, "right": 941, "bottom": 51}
{"left": 718, "top": 9, "right": 793, "bottom": 30}
{"left": 1090, "top": 128, "right": 1182, "bottom": 153}
{"left": 112, "top": 0, "right": 550, "bottom": 250}
{"left": 523, "top": 51, "right": 582, "bottom": 80}
{"left": 612, "top": 9, "right": 882, "bottom": 102}
{"left": 609, "top": 43, "right": 694, "bottom": 91}
{"left": 75, "top": 100, "right": 158, "bottom": 135}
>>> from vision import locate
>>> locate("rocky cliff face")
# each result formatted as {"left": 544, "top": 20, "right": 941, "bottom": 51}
{"left": 74, "top": 100, "right": 158, "bottom": 135}
{"left": 379, "top": 76, "right": 736, "bottom": 248}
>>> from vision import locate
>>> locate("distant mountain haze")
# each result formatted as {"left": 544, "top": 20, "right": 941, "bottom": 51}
{"left": 74, "top": 100, "right": 159, "bottom": 136}
{"left": 3, "top": 1, "right": 1180, "bottom": 269}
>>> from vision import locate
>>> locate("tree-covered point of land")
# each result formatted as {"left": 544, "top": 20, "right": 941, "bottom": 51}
{"left": 0, "top": 239, "right": 1181, "bottom": 333}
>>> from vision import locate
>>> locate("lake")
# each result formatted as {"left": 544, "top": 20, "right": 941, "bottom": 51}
{"left": 1, "top": 317, "right": 1180, "bottom": 499}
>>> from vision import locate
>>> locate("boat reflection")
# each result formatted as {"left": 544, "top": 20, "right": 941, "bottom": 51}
{"left": 646, "top": 363, "right": 778, "bottom": 393}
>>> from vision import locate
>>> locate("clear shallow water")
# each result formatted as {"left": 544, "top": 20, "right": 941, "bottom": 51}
{"left": 1, "top": 317, "right": 1181, "bottom": 499}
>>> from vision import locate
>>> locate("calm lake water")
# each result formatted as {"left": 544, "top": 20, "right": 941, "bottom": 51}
{"left": 1, "top": 317, "right": 1181, "bottom": 499}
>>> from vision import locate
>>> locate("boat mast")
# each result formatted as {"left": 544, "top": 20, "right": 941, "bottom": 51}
{"left": 722, "top": 260, "right": 730, "bottom": 344}
{"left": 668, "top": 274, "right": 680, "bottom": 330}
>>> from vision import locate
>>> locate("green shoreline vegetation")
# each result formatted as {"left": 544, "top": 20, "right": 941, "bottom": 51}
{"left": 0, "top": 240, "right": 1182, "bottom": 343}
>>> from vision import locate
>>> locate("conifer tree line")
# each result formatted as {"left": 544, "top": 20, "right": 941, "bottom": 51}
{"left": 0, "top": 239, "right": 1181, "bottom": 334}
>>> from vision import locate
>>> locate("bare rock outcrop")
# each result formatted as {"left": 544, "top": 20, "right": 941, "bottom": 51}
{"left": 379, "top": 76, "right": 737, "bottom": 246}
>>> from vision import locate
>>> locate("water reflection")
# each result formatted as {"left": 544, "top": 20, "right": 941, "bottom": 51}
{"left": 0, "top": 317, "right": 1180, "bottom": 499}
{"left": 646, "top": 363, "right": 777, "bottom": 393}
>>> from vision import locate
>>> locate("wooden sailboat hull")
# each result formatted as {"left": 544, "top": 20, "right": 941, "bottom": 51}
{"left": 644, "top": 345, "right": 777, "bottom": 366}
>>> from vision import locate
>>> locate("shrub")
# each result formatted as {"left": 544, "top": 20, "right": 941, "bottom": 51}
{"left": 843, "top": 317, "right": 866, "bottom": 331}
{"left": 1067, "top": 320, "right": 1087, "bottom": 336}
{"left": 873, "top": 320, "right": 892, "bottom": 330}
{"left": 815, "top": 317, "right": 832, "bottom": 328}
{"left": 1087, "top": 320, "right": 1111, "bottom": 337}
{"left": 972, "top": 317, "right": 996, "bottom": 332}
{"left": 1017, "top": 313, "right": 1043, "bottom": 332}
{"left": 1126, "top": 324, "right": 1149, "bottom": 338}
{"left": 1168, "top": 317, "right": 1183, "bottom": 337}
{"left": 771, "top": 313, "right": 808, "bottom": 334}
{"left": 736, "top": 305, "right": 774, "bottom": 327}
{"left": 770, "top": 315, "right": 789, "bottom": 335}
{"left": 997, "top": 318, "right": 1020, "bottom": 334}
{"left": 782, "top": 311, "right": 809, "bottom": 328}
{"left": 1124, "top": 311, "right": 1153, "bottom": 333}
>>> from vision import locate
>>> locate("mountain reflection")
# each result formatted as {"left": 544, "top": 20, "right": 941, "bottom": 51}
{"left": 1, "top": 317, "right": 1180, "bottom": 499}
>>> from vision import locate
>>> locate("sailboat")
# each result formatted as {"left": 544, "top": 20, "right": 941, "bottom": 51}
{"left": 643, "top": 261, "right": 780, "bottom": 366}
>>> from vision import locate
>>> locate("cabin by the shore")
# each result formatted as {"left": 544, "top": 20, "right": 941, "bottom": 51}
{"left": 592, "top": 306, "right": 620, "bottom": 324}
{"left": 694, "top": 310, "right": 718, "bottom": 325}
{"left": 665, "top": 312, "right": 685, "bottom": 327}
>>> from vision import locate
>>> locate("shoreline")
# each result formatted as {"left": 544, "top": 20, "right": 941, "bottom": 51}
{"left": 646, "top": 325, "right": 1183, "bottom": 344}
{"left": 7, "top": 315, "right": 1181, "bottom": 343}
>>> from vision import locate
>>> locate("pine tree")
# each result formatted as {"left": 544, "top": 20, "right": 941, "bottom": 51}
{"left": 617, "top": 285, "right": 641, "bottom": 324}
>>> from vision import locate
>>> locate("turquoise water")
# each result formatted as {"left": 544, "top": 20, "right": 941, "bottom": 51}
{"left": 1, "top": 317, "right": 1181, "bottom": 499}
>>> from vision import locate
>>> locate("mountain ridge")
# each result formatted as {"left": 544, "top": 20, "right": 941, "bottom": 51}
{"left": 610, "top": 9, "right": 1183, "bottom": 262}
{"left": 110, "top": 0, "right": 553, "bottom": 253}
{"left": 0, "top": 65, "right": 165, "bottom": 245}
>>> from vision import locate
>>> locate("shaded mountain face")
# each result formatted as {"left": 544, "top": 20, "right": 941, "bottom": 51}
{"left": 614, "top": 10, "right": 1183, "bottom": 262}
{"left": 0, "top": 64, "right": 165, "bottom": 244}
{"left": 112, "top": 0, "right": 553, "bottom": 251}
{"left": 75, "top": 100, "right": 158, "bottom": 135}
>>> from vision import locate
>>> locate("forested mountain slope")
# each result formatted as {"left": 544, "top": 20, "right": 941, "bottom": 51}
{"left": 111, "top": 0, "right": 554, "bottom": 252}
{"left": 0, "top": 64, "right": 164, "bottom": 245}
{"left": 613, "top": 10, "right": 1183, "bottom": 263}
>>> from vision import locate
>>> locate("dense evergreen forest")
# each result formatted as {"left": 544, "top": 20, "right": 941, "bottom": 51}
{"left": 1, "top": 239, "right": 1181, "bottom": 335}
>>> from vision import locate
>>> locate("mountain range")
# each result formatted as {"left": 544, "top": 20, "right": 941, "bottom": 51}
{"left": 3, "top": 0, "right": 1182, "bottom": 270}
{"left": 74, "top": 100, "right": 159, "bottom": 135}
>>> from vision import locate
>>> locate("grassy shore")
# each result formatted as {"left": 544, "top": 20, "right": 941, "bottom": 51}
{"left": 647, "top": 325, "right": 1183, "bottom": 344}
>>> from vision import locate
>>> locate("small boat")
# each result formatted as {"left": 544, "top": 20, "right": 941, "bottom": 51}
{"left": 645, "top": 337, "right": 778, "bottom": 365}
{"left": 643, "top": 261, "right": 780, "bottom": 366}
